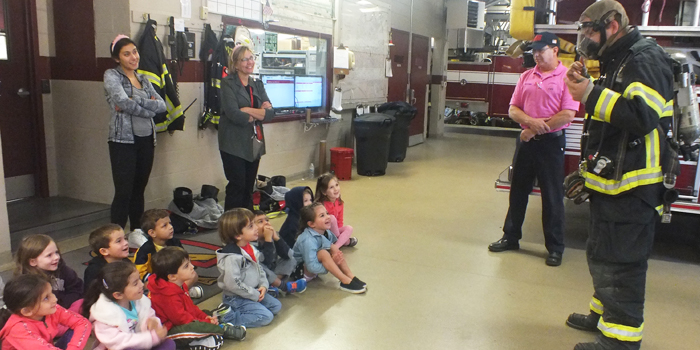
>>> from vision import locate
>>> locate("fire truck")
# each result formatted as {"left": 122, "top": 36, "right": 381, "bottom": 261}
{"left": 445, "top": 0, "right": 700, "bottom": 215}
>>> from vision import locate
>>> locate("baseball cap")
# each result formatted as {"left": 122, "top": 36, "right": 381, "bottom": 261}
{"left": 528, "top": 32, "right": 560, "bottom": 51}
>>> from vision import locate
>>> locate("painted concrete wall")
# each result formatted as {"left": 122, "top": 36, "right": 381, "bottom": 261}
{"left": 8, "top": 0, "right": 445, "bottom": 217}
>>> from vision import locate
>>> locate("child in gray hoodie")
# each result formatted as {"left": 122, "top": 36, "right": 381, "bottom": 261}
{"left": 216, "top": 209, "right": 282, "bottom": 328}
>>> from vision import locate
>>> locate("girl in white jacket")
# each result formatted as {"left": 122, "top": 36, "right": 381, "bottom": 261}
{"left": 82, "top": 260, "right": 175, "bottom": 350}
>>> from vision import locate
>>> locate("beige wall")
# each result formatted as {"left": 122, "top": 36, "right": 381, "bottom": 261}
{"left": 19, "top": 0, "right": 444, "bottom": 210}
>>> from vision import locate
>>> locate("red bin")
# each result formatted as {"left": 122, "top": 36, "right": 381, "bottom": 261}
{"left": 330, "top": 147, "right": 354, "bottom": 180}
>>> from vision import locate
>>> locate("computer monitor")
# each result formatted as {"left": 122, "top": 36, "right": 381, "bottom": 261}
{"left": 261, "top": 75, "right": 295, "bottom": 109}
{"left": 294, "top": 76, "right": 323, "bottom": 108}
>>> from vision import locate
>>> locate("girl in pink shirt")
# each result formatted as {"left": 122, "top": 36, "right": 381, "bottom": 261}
{"left": 315, "top": 173, "right": 358, "bottom": 247}
{"left": 0, "top": 274, "right": 92, "bottom": 350}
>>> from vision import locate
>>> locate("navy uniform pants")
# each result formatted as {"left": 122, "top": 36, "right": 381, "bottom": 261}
{"left": 586, "top": 194, "right": 656, "bottom": 349}
{"left": 503, "top": 132, "right": 566, "bottom": 254}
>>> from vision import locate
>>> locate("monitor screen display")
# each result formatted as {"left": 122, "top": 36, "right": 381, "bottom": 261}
{"left": 261, "top": 75, "right": 295, "bottom": 109}
{"left": 295, "top": 76, "right": 323, "bottom": 108}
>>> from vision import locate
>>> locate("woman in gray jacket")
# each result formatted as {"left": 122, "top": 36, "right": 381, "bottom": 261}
{"left": 219, "top": 45, "right": 275, "bottom": 211}
{"left": 104, "top": 35, "right": 166, "bottom": 230}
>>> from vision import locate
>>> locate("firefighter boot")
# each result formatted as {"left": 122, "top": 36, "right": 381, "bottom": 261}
{"left": 566, "top": 312, "right": 600, "bottom": 332}
{"left": 574, "top": 334, "right": 640, "bottom": 350}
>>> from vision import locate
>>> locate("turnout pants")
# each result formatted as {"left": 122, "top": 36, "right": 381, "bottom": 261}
{"left": 502, "top": 133, "right": 566, "bottom": 254}
{"left": 585, "top": 194, "right": 656, "bottom": 349}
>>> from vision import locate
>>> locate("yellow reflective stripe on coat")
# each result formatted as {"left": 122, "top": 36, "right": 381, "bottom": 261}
{"left": 589, "top": 297, "right": 604, "bottom": 315}
{"left": 592, "top": 88, "right": 620, "bottom": 123}
{"left": 623, "top": 82, "right": 671, "bottom": 119}
{"left": 644, "top": 128, "right": 660, "bottom": 169}
{"left": 662, "top": 100, "right": 674, "bottom": 117}
{"left": 655, "top": 204, "right": 663, "bottom": 215}
{"left": 212, "top": 114, "right": 220, "bottom": 124}
{"left": 584, "top": 167, "right": 663, "bottom": 195}
{"left": 137, "top": 69, "right": 162, "bottom": 87}
{"left": 154, "top": 96, "right": 185, "bottom": 132}
{"left": 212, "top": 79, "right": 221, "bottom": 89}
{"left": 598, "top": 320, "right": 644, "bottom": 342}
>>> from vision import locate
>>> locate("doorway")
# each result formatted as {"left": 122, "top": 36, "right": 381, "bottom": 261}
{"left": 0, "top": 0, "right": 44, "bottom": 200}
{"left": 387, "top": 29, "right": 431, "bottom": 144}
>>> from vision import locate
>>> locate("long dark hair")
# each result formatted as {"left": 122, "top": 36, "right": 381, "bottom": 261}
{"left": 0, "top": 274, "right": 52, "bottom": 329}
{"left": 82, "top": 260, "right": 137, "bottom": 318}
{"left": 297, "top": 202, "right": 325, "bottom": 238}
{"left": 315, "top": 172, "right": 343, "bottom": 204}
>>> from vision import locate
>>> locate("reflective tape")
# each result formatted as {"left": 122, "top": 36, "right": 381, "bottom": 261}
{"left": 598, "top": 319, "right": 644, "bottom": 342}
{"left": 137, "top": 70, "right": 162, "bottom": 88}
{"left": 644, "top": 128, "right": 660, "bottom": 169}
{"left": 584, "top": 167, "right": 663, "bottom": 195}
{"left": 589, "top": 297, "right": 604, "bottom": 315}
{"left": 593, "top": 88, "right": 620, "bottom": 123}
{"left": 623, "top": 82, "right": 670, "bottom": 119}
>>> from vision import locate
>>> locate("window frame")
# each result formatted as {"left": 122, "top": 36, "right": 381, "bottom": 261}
{"left": 221, "top": 16, "right": 333, "bottom": 123}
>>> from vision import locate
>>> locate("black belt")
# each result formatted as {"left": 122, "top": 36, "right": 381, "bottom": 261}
{"left": 532, "top": 129, "right": 564, "bottom": 140}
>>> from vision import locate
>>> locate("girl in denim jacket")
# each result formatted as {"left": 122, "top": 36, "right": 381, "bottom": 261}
{"left": 292, "top": 203, "right": 366, "bottom": 294}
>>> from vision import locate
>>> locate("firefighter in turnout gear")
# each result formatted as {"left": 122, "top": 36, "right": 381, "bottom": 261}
{"left": 564, "top": 1, "right": 674, "bottom": 349}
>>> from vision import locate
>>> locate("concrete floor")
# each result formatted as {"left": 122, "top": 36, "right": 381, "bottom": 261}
{"left": 199, "top": 132, "right": 700, "bottom": 350}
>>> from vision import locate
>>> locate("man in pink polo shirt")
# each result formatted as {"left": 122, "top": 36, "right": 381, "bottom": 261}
{"left": 488, "top": 32, "right": 580, "bottom": 266}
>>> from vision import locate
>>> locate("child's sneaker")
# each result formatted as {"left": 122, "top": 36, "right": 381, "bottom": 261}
{"left": 267, "top": 286, "right": 280, "bottom": 298}
{"left": 188, "top": 334, "right": 224, "bottom": 350}
{"left": 351, "top": 276, "right": 366, "bottom": 287}
{"left": 347, "top": 237, "right": 359, "bottom": 247}
{"left": 188, "top": 285, "right": 203, "bottom": 299}
{"left": 339, "top": 278, "right": 366, "bottom": 294}
{"left": 211, "top": 303, "right": 231, "bottom": 323}
{"left": 286, "top": 278, "right": 307, "bottom": 294}
{"left": 221, "top": 323, "right": 246, "bottom": 341}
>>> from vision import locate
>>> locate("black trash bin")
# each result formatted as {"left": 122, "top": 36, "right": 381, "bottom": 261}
{"left": 353, "top": 113, "right": 395, "bottom": 176}
{"left": 378, "top": 101, "right": 417, "bottom": 162}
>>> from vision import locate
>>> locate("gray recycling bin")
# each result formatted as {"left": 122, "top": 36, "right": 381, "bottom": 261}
{"left": 378, "top": 101, "right": 417, "bottom": 162}
{"left": 353, "top": 113, "right": 395, "bottom": 176}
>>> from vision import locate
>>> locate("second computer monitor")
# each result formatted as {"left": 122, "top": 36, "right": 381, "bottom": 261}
{"left": 295, "top": 75, "right": 323, "bottom": 108}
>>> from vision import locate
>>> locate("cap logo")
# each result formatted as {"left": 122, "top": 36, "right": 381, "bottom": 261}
{"left": 533, "top": 35, "right": 542, "bottom": 41}
{"left": 552, "top": 39, "right": 557, "bottom": 44}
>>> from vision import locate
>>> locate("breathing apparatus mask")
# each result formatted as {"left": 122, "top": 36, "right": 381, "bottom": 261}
{"left": 575, "top": 11, "right": 618, "bottom": 60}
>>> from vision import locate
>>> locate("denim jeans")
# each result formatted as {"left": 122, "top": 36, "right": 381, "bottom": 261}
{"left": 221, "top": 294, "right": 282, "bottom": 328}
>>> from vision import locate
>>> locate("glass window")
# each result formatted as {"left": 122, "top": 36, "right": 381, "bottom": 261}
{"left": 254, "top": 31, "right": 328, "bottom": 113}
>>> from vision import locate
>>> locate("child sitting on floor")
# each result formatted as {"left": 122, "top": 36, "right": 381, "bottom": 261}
{"left": 278, "top": 186, "right": 314, "bottom": 247}
{"left": 216, "top": 209, "right": 282, "bottom": 328}
{"left": 0, "top": 274, "right": 92, "bottom": 350}
{"left": 251, "top": 210, "right": 306, "bottom": 296}
{"left": 14, "top": 234, "right": 83, "bottom": 312}
{"left": 315, "top": 173, "right": 358, "bottom": 248}
{"left": 292, "top": 203, "right": 366, "bottom": 293}
{"left": 133, "top": 209, "right": 201, "bottom": 298}
{"left": 82, "top": 260, "right": 175, "bottom": 350}
{"left": 148, "top": 247, "right": 246, "bottom": 349}
{"left": 84, "top": 224, "right": 131, "bottom": 292}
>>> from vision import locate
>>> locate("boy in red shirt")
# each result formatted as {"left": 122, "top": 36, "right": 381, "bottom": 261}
{"left": 148, "top": 247, "right": 246, "bottom": 348}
